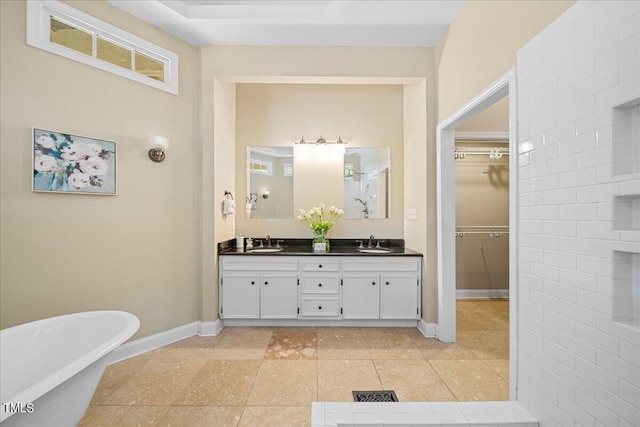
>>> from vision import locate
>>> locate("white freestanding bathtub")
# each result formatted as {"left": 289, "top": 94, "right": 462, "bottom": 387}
{"left": 0, "top": 311, "right": 140, "bottom": 426}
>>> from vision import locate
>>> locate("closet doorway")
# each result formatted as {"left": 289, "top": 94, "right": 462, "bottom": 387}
{"left": 436, "top": 68, "right": 518, "bottom": 399}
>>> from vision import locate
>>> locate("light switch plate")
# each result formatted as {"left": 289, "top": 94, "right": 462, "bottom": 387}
{"left": 408, "top": 209, "right": 417, "bottom": 220}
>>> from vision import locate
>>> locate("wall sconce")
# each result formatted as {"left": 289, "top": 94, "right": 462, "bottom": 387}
{"left": 262, "top": 190, "right": 270, "bottom": 199}
{"left": 149, "top": 136, "right": 169, "bottom": 162}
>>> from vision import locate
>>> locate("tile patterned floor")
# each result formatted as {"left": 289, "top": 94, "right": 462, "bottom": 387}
{"left": 80, "top": 299, "right": 509, "bottom": 426}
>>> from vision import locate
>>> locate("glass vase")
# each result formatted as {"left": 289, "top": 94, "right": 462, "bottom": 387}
{"left": 312, "top": 229, "right": 330, "bottom": 252}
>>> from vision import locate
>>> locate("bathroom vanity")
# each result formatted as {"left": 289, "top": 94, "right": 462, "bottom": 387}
{"left": 218, "top": 241, "right": 422, "bottom": 326}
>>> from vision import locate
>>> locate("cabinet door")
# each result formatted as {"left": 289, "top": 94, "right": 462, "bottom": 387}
{"left": 221, "top": 274, "right": 260, "bottom": 318}
{"left": 342, "top": 274, "right": 380, "bottom": 319}
{"left": 260, "top": 274, "right": 298, "bottom": 319}
{"left": 380, "top": 274, "right": 419, "bottom": 319}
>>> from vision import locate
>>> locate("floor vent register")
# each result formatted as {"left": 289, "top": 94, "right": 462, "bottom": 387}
{"left": 352, "top": 390, "right": 399, "bottom": 402}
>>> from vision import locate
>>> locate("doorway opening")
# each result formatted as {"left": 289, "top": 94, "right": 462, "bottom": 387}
{"left": 436, "top": 68, "right": 518, "bottom": 399}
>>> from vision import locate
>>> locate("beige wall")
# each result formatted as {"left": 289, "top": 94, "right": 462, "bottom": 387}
{"left": 0, "top": 0, "right": 200, "bottom": 339}
{"left": 200, "top": 46, "right": 436, "bottom": 323}
{"left": 437, "top": 0, "right": 575, "bottom": 122}
{"left": 235, "top": 83, "right": 404, "bottom": 238}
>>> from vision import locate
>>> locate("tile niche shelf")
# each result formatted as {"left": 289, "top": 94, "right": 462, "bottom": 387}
{"left": 612, "top": 250, "right": 640, "bottom": 329}
{"left": 612, "top": 98, "right": 640, "bottom": 177}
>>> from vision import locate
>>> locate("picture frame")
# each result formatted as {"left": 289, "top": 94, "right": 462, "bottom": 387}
{"left": 32, "top": 128, "right": 116, "bottom": 195}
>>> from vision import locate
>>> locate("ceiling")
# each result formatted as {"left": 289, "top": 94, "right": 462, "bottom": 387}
{"left": 106, "top": 0, "right": 465, "bottom": 47}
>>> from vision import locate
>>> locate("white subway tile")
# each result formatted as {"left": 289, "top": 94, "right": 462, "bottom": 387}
{"left": 559, "top": 331, "right": 597, "bottom": 363}
{"left": 619, "top": 55, "right": 640, "bottom": 83}
{"left": 530, "top": 289, "right": 560, "bottom": 312}
{"left": 543, "top": 280, "right": 577, "bottom": 302}
{"left": 532, "top": 174, "right": 559, "bottom": 191}
{"left": 596, "top": 33, "right": 640, "bottom": 75}
{"left": 596, "top": 313, "right": 640, "bottom": 346}
{"left": 576, "top": 357, "right": 621, "bottom": 397}
{"left": 558, "top": 395, "right": 597, "bottom": 426}
{"left": 529, "top": 234, "right": 560, "bottom": 250}
{"left": 544, "top": 339, "right": 578, "bottom": 368}
{"left": 576, "top": 67, "right": 619, "bottom": 101}
{"left": 559, "top": 363, "right": 597, "bottom": 399}
{"left": 578, "top": 323, "right": 620, "bottom": 355}
{"left": 598, "top": 349, "right": 638, "bottom": 386}
{"left": 576, "top": 289, "right": 612, "bottom": 315}
{"left": 619, "top": 341, "right": 639, "bottom": 367}
{"left": 576, "top": 145, "right": 614, "bottom": 169}
{"left": 543, "top": 220, "right": 577, "bottom": 237}
{"left": 559, "top": 268, "right": 598, "bottom": 292}
{"left": 577, "top": 254, "right": 611, "bottom": 276}
{"left": 543, "top": 249, "right": 577, "bottom": 269}
{"left": 530, "top": 205, "right": 559, "bottom": 220}
{"left": 545, "top": 155, "right": 577, "bottom": 175}
{"left": 530, "top": 262, "right": 560, "bottom": 282}
{"left": 558, "top": 236, "right": 598, "bottom": 256}
{"left": 558, "top": 299, "right": 598, "bottom": 327}
{"left": 530, "top": 318, "right": 560, "bottom": 343}
{"left": 545, "top": 310, "right": 577, "bottom": 335}
{"left": 597, "top": 386, "right": 640, "bottom": 426}
{"left": 620, "top": 380, "right": 640, "bottom": 410}
{"left": 575, "top": 390, "right": 620, "bottom": 427}
{"left": 530, "top": 372, "right": 559, "bottom": 404}
{"left": 559, "top": 203, "right": 598, "bottom": 220}
{"left": 595, "top": 75, "right": 640, "bottom": 111}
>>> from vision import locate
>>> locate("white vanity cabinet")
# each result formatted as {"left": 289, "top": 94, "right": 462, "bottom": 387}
{"left": 219, "top": 256, "right": 298, "bottom": 319}
{"left": 218, "top": 254, "right": 421, "bottom": 325}
{"left": 299, "top": 258, "right": 341, "bottom": 318}
{"left": 342, "top": 258, "right": 421, "bottom": 320}
{"left": 341, "top": 274, "right": 380, "bottom": 319}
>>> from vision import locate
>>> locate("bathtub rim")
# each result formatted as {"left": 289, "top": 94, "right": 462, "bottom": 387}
{"left": 0, "top": 310, "right": 139, "bottom": 422}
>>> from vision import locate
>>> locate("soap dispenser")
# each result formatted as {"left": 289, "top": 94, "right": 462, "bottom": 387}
{"left": 246, "top": 238, "right": 253, "bottom": 249}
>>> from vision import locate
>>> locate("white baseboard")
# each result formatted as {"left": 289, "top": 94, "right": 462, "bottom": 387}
{"left": 417, "top": 320, "right": 436, "bottom": 337}
{"left": 199, "top": 319, "right": 223, "bottom": 336}
{"left": 457, "top": 289, "right": 509, "bottom": 299}
{"left": 108, "top": 321, "right": 199, "bottom": 365}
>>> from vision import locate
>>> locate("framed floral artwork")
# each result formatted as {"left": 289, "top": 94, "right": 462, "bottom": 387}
{"left": 32, "top": 128, "right": 116, "bottom": 195}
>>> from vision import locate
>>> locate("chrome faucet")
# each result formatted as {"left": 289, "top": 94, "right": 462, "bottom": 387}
{"left": 368, "top": 234, "right": 375, "bottom": 248}
{"left": 266, "top": 235, "right": 271, "bottom": 247}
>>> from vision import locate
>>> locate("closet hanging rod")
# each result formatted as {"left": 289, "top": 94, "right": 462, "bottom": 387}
{"left": 455, "top": 231, "right": 510, "bottom": 235}
{"left": 456, "top": 225, "right": 509, "bottom": 229}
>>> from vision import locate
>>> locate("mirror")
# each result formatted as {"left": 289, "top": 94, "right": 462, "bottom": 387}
{"left": 343, "top": 147, "right": 391, "bottom": 219}
{"left": 246, "top": 147, "right": 293, "bottom": 219}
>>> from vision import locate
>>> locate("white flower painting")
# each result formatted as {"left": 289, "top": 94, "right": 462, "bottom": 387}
{"left": 32, "top": 129, "right": 116, "bottom": 195}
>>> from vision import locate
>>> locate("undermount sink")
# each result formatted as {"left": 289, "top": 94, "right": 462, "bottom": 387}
{"left": 357, "top": 248, "right": 391, "bottom": 254}
{"left": 248, "top": 247, "right": 284, "bottom": 253}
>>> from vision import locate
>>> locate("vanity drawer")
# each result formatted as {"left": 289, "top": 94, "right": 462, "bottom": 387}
{"left": 220, "top": 256, "right": 298, "bottom": 271}
{"left": 342, "top": 258, "right": 420, "bottom": 272}
{"left": 300, "top": 258, "right": 340, "bottom": 272}
{"left": 300, "top": 274, "right": 340, "bottom": 294}
{"left": 299, "top": 296, "right": 340, "bottom": 317}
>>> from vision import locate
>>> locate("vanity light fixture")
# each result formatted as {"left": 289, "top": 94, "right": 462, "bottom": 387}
{"left": 149, "top": 136, "right": 169, "bottom": 162}
{"left": 295, "top": 135, "right": 347, "bottom": 145}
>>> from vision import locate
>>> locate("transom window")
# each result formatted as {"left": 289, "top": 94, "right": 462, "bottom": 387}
{"left": 28, "top": 0, "right": 178, "bottom": 95}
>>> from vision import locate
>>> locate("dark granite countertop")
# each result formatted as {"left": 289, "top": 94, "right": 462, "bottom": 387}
{"left": 217, "top": 238, "right": 423, "bottom": 257}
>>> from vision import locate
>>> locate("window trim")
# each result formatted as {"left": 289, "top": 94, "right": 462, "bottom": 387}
{"left": 27, "top": 0, "right": 179, "bottom": 95}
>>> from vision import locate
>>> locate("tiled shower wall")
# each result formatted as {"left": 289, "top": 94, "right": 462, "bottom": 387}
{"left": 516, "top": 1, "right": 639, "bottom": 426}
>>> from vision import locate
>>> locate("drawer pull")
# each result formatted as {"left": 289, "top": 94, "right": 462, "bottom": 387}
{"left": 318, "top": 283, "right": 322, "bottom": 287}
{"left": 386, "top": 281, "right": 390, "bottom": 285}
{"left": 372, "top": 281, "right": 376, "bottom": 286}
{"left": 264, "top": 281, "right": 269, "bottom": 285}
{"left": 318, "top": 305, "right": 322, "bottom": 310}
{"left": 319, "top": 264, "right": 323, "bottom": 268}
{"left": 251, "top": 281, "right": 255, "bottom": 285}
